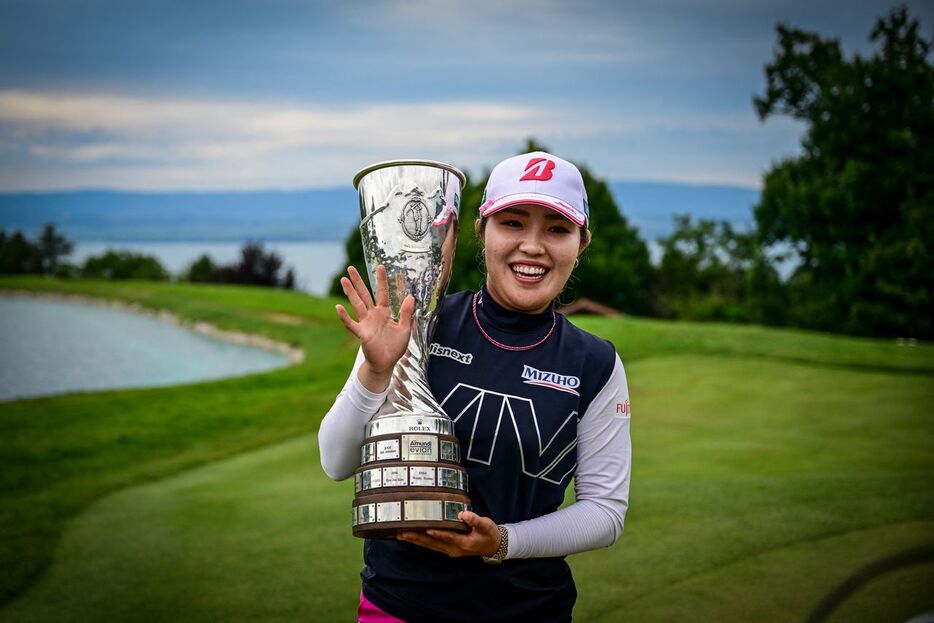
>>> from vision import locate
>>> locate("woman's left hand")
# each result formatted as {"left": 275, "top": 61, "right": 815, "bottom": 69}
{"left": 397, "top": 511, "right": 500, "bottom": 558}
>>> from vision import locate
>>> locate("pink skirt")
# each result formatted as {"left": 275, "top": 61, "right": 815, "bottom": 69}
{"left": 359, "top": 590, "right": 407, "bottom": 623}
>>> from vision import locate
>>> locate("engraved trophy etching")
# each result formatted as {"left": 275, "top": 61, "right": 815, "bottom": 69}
{"left": 351, "top": 160, "right": 470, "bottom": 538}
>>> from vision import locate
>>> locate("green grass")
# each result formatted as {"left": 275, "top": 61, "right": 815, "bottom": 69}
{"left": 570, "top": 355, "right": 933, "bottom": 622}
{"left": 1, "top": 276, "right": 932, "bottom": 621}
{"left": 0, "top": 276, "right": 356, "bottom": 603}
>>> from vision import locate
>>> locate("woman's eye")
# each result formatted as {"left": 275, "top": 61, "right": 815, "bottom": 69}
{"left": 501, "top": 219, "right": 522, "bottom": 228}
{"left": 549, "top": 225, "right": 571, "bottom": 234}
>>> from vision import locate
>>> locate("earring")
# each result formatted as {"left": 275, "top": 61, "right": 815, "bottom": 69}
{"left": 574, "top": 257, "right": 580, "bottom": 268}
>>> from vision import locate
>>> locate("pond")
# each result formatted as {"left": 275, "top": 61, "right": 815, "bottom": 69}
{"left": 0, "top": 295, "right": 293, "bottom": 402}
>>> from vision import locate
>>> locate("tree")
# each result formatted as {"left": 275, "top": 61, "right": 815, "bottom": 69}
{"left": 329, "top": 225, "right": 365, "bottom": 296}
{"left": 35, "top": 224, "right": 73, "bottom": 275}
{"left": 446, "top": 172, "right": 487, "bottom": 294}
{"left": 656, "top": 216, "right": 747, "bottom": 321}
{"left": 753, "top": 7, "right": 933, "bottom": 337}
{"left": 239, "top": 241, "right": 281, "bottom": 285}
{"left": 209, "top": 242, "right": 294, "bottom": 288}
{"left": 0, "top": 230, "right": 40, "bottom": 274}
{"left": 569, "top": 156, "right": 655, "bottom": 315}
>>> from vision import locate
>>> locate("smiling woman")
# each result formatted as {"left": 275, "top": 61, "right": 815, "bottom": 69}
{"left": 319, "top": 151, "right": 632, "bottom": 623}
{"left": 478, "top": 206, "right": 590, "bottom": 313}
{"left": 0, "top": 294, "right": 292, "bottom": 402}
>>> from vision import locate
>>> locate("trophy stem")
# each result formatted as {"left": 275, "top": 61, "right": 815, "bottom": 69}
{"left": 376, "top": 317, "right": 441, "bottom": 419}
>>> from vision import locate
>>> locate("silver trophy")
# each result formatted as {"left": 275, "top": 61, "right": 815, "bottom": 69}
{"left": 350, "top": 160, "right": 470, "bottom": 538}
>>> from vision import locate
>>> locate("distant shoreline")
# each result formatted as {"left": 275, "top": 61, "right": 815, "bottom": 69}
{"left": 59, "top": 235, "right": 348, "bottom": 243}
{"left": 0, "top": 182, "right": 760, "bottom": 242}
{"left": 67, "top": 240, "right": 346, "bottom": 296}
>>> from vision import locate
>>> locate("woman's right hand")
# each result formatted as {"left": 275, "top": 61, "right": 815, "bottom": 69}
{"left": 335, "top": 264, "right": 415, "bottom": 393}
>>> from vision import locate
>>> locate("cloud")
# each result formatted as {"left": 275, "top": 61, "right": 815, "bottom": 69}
{"left": 0, "top": 90, "right": 540, "bottom": 189}
{"left": 0, "top": 89, "right": 801, "bottom": 191}
{"left": 334, "top": 0, "right": 656, "bottom": 69}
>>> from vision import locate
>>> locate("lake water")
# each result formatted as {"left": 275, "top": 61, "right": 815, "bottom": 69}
{"left": 0, "top": 295, "right": 292, "bottom": 402}
{"left": 70, "top": 240, "right": 347, "bottom": 296}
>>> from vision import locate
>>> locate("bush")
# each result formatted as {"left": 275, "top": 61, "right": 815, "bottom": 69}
{"left": 185, "top": 254, "right": 217, "bottom": 283}
{"left": 81, "top": 250, "right": 169, "bottom": 281}
{"left": 183, "top": 242, "right": 294, "bottom": 289}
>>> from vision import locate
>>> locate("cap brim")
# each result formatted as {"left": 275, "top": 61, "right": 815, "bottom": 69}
{"left": 479, "top": 194, "right": 586, "bottom": 227}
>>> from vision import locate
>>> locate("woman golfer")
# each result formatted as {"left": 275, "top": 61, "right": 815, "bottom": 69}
{"left": 320, "top": 151, "right": 632, "bottom": 623}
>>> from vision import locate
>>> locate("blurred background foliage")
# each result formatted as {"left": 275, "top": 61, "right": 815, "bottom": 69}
{"left": 753, "top": 7, "right": 932, "bottom": 338}
{"left": 328, "top": 7, "right": 932, "bottom": 339}
{"left": 0, "top": 230, "right": 295, "bottom": 288}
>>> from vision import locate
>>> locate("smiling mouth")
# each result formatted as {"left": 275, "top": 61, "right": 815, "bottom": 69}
{"left": 510, "top": 263, "right": 549, "bottom": 282}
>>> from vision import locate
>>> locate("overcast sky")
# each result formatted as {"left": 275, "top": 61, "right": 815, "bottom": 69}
{"left": 1, "top": 0, "right": 930, "bottom": 192}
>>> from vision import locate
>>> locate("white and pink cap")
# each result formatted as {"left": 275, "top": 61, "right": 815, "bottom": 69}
{"left": 479, "top": 151, "right": 589, "bottom": 226}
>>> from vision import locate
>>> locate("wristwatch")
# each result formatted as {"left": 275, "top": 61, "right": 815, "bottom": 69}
{"left": 482, "top": 525, "right": 509, "bottom": 564}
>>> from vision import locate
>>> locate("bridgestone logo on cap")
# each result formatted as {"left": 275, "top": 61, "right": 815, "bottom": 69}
{"left": 520, "top": 158, "right": 556, "bottom": 181}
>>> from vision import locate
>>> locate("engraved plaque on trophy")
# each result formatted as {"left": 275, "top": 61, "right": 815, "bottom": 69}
{"left": 350, "top": 160, "right": 470, "bottom": 539}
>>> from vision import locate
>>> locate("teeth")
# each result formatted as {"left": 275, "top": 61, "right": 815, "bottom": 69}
{"left": 512, "top": 264, "right": 546, "bottom": 277}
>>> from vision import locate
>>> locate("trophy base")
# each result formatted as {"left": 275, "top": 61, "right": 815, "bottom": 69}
{"left": 352, "top": 518, "right": 470, "bottom": 540}
{"left": 352, "top": 491, "right": 471, "bottom": 539}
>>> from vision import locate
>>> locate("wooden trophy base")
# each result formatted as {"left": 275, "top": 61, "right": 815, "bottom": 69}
{"left": 352, "top": 491, "right": 472, "bottom": 539}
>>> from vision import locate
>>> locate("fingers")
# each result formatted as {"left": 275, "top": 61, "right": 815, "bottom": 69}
{"left": 460, "top": 510, "right": 495, "bottom": 532}
{"left": 375, "top": 264, "right": 390, "bottom": 308}
{"left": 340, "top": 276, "right": 368, "bottom": 319}
{"left": 456, "top": 512, "right": 499, "bottom": 556}
{"left": 343, "top": 265, "right": 414, "bottom": 332}
{"left": 398, "top": 523, "right": 496, "bottom": 558}
{"left": 347, "top": 266, "right": 375, "bottom": 309}
{"left": 334, "top": 304, "right": 362, "bottom": 338}
{"left": 398, "top": 295, "right": 416, "bottom": 331}
{"left": 424, "top": 529, "right": 458, "bottom": 542}
{"left": 398, "top": 531, "right": 465, "bottom": 557}
{"left": 459, "top": 510, "right": 482, "bottom": 525}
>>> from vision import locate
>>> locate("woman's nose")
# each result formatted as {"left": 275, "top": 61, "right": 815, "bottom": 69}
{"left": 518, "top": 229, "right": 545, "bottom": 255}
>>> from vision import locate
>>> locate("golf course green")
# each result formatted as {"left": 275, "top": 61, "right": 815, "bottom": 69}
{"left": 1, "top": 276, "right": 932, "bottom": 622}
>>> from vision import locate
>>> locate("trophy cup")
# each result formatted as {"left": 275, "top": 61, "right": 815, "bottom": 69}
{"left": 351, "top": 160, "right": 470, "bottom": 539}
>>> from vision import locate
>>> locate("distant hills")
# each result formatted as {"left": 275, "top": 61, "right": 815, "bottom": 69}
{"left": 0, "top": 182, "right": 760, "bottom": 242}
{"left": 0, "top": 189, "right": 359, "bottom": 242}
{"left": 612, "top": 182, "right": 760, "bottom": 241}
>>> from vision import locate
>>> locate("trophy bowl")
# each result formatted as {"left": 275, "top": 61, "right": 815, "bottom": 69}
{"left": 350, "top": 160, "right": 469, "bottom": 539}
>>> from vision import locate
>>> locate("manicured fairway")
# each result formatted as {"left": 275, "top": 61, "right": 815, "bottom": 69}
{"left": 1, "top": 277, "right": 932, "bottom": 621}
{"left": 0, "top": 277, "right": 357, "bottom": 603}
{"left": 571, "top": 355, "right": 934, "bottom": 622}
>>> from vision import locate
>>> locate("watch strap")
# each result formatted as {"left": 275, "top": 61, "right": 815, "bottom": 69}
{"left": 482, "top": 525, "right": 509, "bottom": 564}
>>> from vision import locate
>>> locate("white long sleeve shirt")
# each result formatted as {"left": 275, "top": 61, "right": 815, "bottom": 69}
{"left": 319, "top": 310, "right": 631, "bottom": 559}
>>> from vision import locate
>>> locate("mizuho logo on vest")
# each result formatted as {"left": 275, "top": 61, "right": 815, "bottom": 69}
{"left": 521, "top": 365, "right": 581, "bottom": 396}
